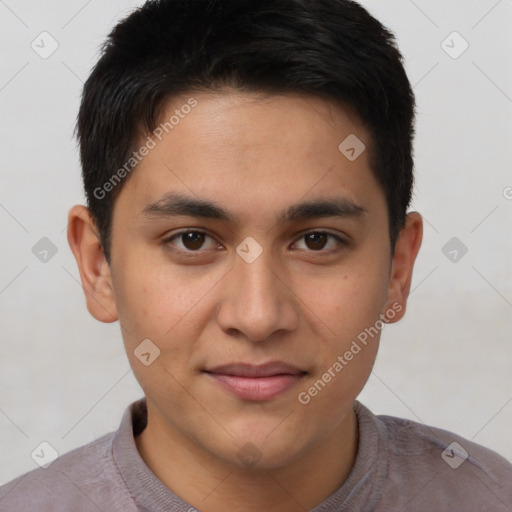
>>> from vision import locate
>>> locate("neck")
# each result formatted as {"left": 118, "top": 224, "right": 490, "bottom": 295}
{"left": 135, "top": 404, "right": 359, "bottom": 512}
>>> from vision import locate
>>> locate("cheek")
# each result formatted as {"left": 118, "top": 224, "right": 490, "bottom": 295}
{"left": 291, "top": 256, "right": 389, "bottom": 403}
{"left": 296, "top": 261, "right": 389, "bottom": 341}
{"left": 294, "top": 274, "right": 385, "bottom": 424}
{"left": 110, "top": 259, "right": 209, "bottom": 397}
{"left": 111, "top": 254, "right": 222, "bottom": 349}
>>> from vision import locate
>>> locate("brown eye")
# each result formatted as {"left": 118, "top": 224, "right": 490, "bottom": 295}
{"left": 293, "top": 231, "right": 345, "bottom": 253}
{"left": 181, "top": 231, "right": 206, "bottom": 250}
{"left": 304, "top": 233, "right": 328, "bottom": 250}
{"left": 164, "top": 230, "right": 218, "bottom": 252}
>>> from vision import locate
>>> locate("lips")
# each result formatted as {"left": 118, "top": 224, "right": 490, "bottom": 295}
{"left": 204, "top": 362, "right": 306, "bottom": 401}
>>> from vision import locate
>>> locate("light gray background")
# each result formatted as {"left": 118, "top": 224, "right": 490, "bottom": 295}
{"left": 1, "top": 0, "right": 511, "bottom": 484}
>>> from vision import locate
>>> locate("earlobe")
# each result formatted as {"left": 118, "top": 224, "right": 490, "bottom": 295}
{"left": 383, "top": 212, "right": 423, "bottom": 323}
{"left": 67, "top": 205, "right": 118, "bottom": 323}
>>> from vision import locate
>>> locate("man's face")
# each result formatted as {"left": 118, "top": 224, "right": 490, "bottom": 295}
{"left": 107, "top": 91, "right": 398, "bottom": 468}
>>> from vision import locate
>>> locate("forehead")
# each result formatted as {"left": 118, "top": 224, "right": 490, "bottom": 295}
{"left": 162, "top": 90, "right": 369, "bottom": 160}
{"left": 116, "top": 90, "right": 384, "bottom": 226}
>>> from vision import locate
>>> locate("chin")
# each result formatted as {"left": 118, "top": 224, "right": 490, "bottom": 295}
{"left": 216, "top": 427, "right": 310, "bottom": 471}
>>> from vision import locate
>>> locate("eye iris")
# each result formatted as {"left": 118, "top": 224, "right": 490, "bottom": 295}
{"left": 305, "top": 233, "right": 327, "bottom": 250}
{"left": 182, "top": 232, "right": 205, "bottom": 250}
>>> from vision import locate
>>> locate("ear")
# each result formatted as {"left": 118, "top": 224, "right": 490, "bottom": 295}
{"left": 383, "top": 212, "right": 423, "bottom": 323}
{"left": 67, "top": 205, "right": 118, "bottom": 323}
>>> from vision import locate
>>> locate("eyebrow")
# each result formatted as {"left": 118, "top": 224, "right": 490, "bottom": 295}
{"left": 141, "top": 192, "right": 366, "bottom": 224}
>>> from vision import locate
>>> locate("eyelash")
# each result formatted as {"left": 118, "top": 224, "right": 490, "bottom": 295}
{"left": 162, "top": 229, "right": 348, "bottom": 257}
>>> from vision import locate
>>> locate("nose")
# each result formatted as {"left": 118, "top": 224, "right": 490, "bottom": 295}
{"left": 216, "top": 242, "right": 299, "bottom": 343}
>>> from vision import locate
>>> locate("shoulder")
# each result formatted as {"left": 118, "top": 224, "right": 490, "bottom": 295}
{"left": 372, "top": 408, "right": 512, "bottom": 511}
{"left": 0, "top": 431, "right": 137, "bottom": 512}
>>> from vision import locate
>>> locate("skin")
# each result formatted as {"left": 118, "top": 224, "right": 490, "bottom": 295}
{"left": 67, "top": 89, "right": 422, "bottom": 512}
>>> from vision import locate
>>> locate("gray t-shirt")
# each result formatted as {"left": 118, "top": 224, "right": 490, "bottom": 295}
{"left": 1, "top": 397, "right": 511, "bottom": 511}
